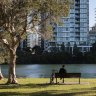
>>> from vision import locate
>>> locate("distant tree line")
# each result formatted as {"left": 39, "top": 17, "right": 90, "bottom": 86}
{"left": 16, "top": 42, "right": 96, "bottom": 64}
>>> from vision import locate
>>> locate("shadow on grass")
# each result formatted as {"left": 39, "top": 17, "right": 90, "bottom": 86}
{"left": 0, "top": 82, "right": 86, "bottom": 89}
{"left": 0, "top": 83, "right": 52, "bottom": 89}
{"left": 90, "top": 87, "right": 96, "bottom": 90}
{"left": 0, "top": 83, "right": 96, "bottom": 96}
{"left": 0, "top": 90, "right": 96, "bottom": 96}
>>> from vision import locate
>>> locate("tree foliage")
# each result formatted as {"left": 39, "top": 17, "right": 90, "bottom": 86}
{"left": 0, "top": 42, "right": 9, "bottom": 64}
{"left": 0, "top": 0, "right": 70, "bottom": 84}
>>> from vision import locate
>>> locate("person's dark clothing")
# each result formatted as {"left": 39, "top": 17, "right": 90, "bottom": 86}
{"left": 59, "top": 68, "right": 66, "bottom": 79}
{"left": 59, "top": 68, "right": 66, "bottom": 74}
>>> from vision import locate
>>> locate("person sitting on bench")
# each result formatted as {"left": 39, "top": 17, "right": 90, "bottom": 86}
{"left": 59, "top": 65, "right": 67, "bottom": 79}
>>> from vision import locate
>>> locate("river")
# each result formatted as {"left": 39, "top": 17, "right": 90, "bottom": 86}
{"left": 1, "top": 64, "right": 96, "bottom": 78}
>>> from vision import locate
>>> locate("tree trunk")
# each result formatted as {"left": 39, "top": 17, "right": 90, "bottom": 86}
{"left": 0, "top": 67, "right": 3, "bottom": 80}
{"left": 6, "top": 49, "right": 18, "bottom": 84}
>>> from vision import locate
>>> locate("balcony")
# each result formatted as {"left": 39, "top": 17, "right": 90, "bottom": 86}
{"left": 75, "top": 16, "right": 80, "bottom": 19}
{"left": 75, "top": 2, "right": 80, "bottom": 5}
{"left": 75, "top": 11, "right": 80, "bottom": 14}
{"left": 75, "top": 25, "right": 80, "bottom": 27}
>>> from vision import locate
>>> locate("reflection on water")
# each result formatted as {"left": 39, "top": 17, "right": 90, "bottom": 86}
{"left": 1, "top": 64, "right": 96, "bottom": 78}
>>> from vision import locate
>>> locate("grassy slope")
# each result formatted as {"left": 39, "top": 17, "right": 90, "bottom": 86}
{"left": 0, "top": 78, "right": 96, "bottom": 96}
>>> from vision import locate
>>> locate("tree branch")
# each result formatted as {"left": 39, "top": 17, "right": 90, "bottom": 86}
{"left": 0, "top": 38, "right": 11, "bottom": 50}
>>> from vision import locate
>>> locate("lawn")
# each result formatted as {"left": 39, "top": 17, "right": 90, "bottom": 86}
{"left": 0, "top": 78, "right": 96, "bottom": 96}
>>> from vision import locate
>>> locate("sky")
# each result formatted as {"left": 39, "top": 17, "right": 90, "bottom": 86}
{"left": 89, "top": 0, "right": 96, "bottom": 27}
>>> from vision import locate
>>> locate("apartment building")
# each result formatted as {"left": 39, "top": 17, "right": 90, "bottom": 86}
{"left": 45, "top": 0, "right": 90, "bottom": 53}
{"left": 19, "top": 31, "right": 41, "bottom": 51}
{"left": 88, "top": 24, "right": 96, "bottom": 45}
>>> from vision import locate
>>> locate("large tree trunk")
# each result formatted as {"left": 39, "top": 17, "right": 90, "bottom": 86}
{"left": 0, "top": 67, "right": 3, "bottom": 80}
{"left": 6, "top": 49, "right": 18, "bottom": 84}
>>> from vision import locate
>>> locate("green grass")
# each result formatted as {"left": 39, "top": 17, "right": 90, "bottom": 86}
{"left": 0, "top": 78, "right": 96, "bottom": 96}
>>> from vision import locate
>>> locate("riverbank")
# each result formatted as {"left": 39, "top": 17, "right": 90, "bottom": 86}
{"left": 0, "top": 78, "right": 96, "bottom": 96}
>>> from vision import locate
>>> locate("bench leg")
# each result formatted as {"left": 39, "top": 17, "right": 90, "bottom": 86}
{"left": 50, "top": 77, "right": 51, "bottom": 83}
{"left": 63, "top": 78, "right": 64, "bottom": 83}
{"left": 56, "top": 78, "right": 57, "bottom": 84}
{"left": 79, "top": 77, "right": 80, "bottom": 84}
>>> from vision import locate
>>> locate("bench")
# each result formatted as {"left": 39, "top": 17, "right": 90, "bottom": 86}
{"left": 55, "top": 73, "right": 81, "bottom": 84}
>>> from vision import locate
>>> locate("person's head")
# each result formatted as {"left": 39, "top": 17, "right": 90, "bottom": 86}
{"left": 62, "top": 65, "right": 65, "bottom": 68}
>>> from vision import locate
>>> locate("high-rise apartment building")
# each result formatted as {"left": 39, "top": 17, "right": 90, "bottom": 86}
{"left": 46, "top": 0, "right": 90, "bottom": 52}
{"left": 18, "top": 31, "right": 41, "bottom": 50}
{"left": 88, "top": 24, "right": 96, "bottom": 45}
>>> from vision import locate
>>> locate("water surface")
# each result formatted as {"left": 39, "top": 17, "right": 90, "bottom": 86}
{"left": 1, "top": 64, "right": 96, "bottom": 78}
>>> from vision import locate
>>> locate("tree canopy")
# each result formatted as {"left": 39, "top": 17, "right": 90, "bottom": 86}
{"left": 0, "top": 0, "right": 70, "bottom": 84}
{"left": 0, "top": 0, "right": 70, "bottom": 43}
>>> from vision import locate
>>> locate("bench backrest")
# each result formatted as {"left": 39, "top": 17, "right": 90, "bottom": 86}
{"left": 55, "top": 73, "right": 81, "bottom": 78}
